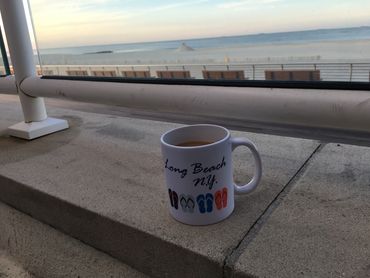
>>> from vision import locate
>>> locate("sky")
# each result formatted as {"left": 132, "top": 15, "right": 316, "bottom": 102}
{"left": 27, "top": 0, "right": 370, "bottom": 48}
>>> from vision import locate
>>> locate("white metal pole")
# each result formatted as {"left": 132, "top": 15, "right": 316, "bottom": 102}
{"left": 0, "top": 0, "right": 68, "bottom": 139}
{"left": 0, "top": 0, "right": 46, "bottom": 122}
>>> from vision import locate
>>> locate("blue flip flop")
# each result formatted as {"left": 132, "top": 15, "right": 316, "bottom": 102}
{"left": 206, "top": 193, "right": 213, "bottom": 213}
{"left": 196, "top": 194, "right": 206, "bottom": 214}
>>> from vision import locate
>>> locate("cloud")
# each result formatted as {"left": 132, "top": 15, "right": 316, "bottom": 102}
{"left": 29, "top": 0, "right": 122, "bottom": 11}
{"left": 29, "top": 0, "right": 209, "bottom": 26}
{"left": 122, "top": 0, "right": 210, "bottom": 17}
{"left": 218, "top": 0, "right": 282, "bottom": 9}
{"left": 28, "top": 0, "right": 211, "bottom": 47}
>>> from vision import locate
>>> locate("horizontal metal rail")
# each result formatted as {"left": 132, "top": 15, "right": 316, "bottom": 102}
{"left": 2, "top": 74, "right": 370, "bottom": 145}
{"left": 21, "top": 76, "right": 370, "bottom": 135}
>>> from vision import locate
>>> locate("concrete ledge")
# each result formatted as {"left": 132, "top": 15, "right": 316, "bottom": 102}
{"left": 0, "top": 250, "right": 34, "bottom": 278}
{"left": 0, "top": 95, "right": 320, "bottom": 277}
{"left": 2, "top": 95, "right": 370, "bottom": 277}
{"left": 233, "top": 143, "right": 370, "bottom": 278}
{"left": 0, "top": 201, "right": 148, "bottom": 278}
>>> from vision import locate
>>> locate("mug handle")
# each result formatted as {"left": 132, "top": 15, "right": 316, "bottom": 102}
{"left": 231, "top": 137, "right": 262, "bottom": 194}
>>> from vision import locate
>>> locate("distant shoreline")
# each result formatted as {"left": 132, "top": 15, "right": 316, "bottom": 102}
{"left": 36, "top": 38, "right": 370, "bottom": 66}
{"left": 40, "top": 25, "right": 370, "bottom": 53}
{"left": 83, "top": 50, "right": 114, "bottom": 55}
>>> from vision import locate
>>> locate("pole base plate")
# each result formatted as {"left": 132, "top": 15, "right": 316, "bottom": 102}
{"left": 8, "top": 117, "right": 69, "bottom": 140}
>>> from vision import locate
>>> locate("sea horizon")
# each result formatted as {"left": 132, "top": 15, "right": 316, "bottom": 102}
{"left": 38, "top": 25, "right": 370, "bottom": 56}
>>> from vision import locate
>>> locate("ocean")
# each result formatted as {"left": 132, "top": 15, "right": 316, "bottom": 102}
{"left": 39, "top": 26, "right": 370, "bottom": 56}
{"left": 35, "top": 26, "right": 370, "bottom": 82}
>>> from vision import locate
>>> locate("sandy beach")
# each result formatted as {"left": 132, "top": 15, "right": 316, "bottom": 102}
{"left": 26, "top": 36, "right": 370, "bottom": 82}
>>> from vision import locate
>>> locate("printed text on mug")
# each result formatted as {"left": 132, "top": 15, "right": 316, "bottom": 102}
{"left": 164, "top": 156, "right": 226, "bottom": 190}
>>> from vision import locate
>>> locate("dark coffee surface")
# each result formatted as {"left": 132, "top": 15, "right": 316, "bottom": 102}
{"left": 176, "top": 141, "right": 213, "bottom": 147}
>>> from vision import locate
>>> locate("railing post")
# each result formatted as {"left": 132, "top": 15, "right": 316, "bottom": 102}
{"left": 0, "top": 0, "right": 68, "bottom": 139}
{"left": 349, "top": 63, "right": 353, "bottom": 82}
{"left": 0, "top": 27, "right": 10, "bottom": 75}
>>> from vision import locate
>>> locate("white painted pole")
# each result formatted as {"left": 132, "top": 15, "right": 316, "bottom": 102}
{"left": 0, "top": 0, "right": 68, "bottom": 139}
{"left": 0, "top": 0, "right": 47, "bottom": 122}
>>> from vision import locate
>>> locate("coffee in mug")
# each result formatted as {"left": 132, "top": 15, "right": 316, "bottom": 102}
{"left": 176, "top": 141, "right": 213, "bottom": 147}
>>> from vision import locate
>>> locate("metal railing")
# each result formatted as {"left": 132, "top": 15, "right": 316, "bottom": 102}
{"left": 1, "top": 0, "right": 370, "bottom": 142}
{"left": 36, "top": 62, "right": 370, "bottom": 82}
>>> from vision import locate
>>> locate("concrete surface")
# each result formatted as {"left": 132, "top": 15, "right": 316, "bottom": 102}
{"left": 233, "top": 143, "right": 370, "bottom": 278}
{"left": 0, "top": 201, "right": 148, "bottom": 278}
{"left": 0, "top": 250, "right": 34, "bottom": 278}
{"left": 1, "top": 94, "right": 369, "bottom": 278}
{"left": 0, "top": 95, "right": 320, "bottom": 277}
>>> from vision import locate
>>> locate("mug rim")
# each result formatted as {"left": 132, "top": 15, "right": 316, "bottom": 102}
{"left": 161, "top": 124, "right": 230, "bottom": 150}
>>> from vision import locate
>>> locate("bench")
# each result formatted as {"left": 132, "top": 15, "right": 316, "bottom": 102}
{"left": 37, "top": 69, "right": 54, "bottom": 76}
{"left": 92, "top": 70, "right": 117, "bottom": 77}
{"left": 66, "top": 70, "right": 89, "bottom": 76}
{"left": 157, "top": 70, "right": 192, "bottom": 79}
{"left": 265, "top": 70, "right": 321, "bottom": 81}
{"left": 202, "top": 70, "right": 245, "bottom": 80}
{"left": 121, "top": 70, "right": 151, "bottom": 78}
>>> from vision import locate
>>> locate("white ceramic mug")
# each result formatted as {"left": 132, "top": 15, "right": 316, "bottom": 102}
{"left": 161, "top": 124, "right": 262, "bottom": 225}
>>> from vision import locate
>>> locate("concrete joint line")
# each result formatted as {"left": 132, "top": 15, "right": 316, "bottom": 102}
{"left": 222, "top": 143, "right": 325, "bottom": 278}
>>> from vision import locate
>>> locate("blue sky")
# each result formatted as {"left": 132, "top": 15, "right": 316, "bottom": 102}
{"left": 28, "top": 0, "right": 370, "bottom": 48}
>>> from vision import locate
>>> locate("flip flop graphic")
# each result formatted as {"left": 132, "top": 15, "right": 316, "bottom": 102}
{"left": 168, "top": 189, "right": 174, "bottom": 207}
{"left": 172, "top": 191, "right": 179, "bottom": 210}
{"left": 215, "top": 190, "right": 222, "bottom": 210}
{"left": 222, "top": 188, "right": 228, "bottom": 208}
{"left": 180, "top": 194, "right": 188, "bottom": 212}
{"left": 196, "top": 194, "right": 206, "bottom": 214}
{"left": 206, "top": 193, "right": 213, "bottom": 213}
{"left": 179, "top": 195, "right": 195, "bottom": 213}
{"left": 187, "top": 196, "right": 195, "bottom": 213}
